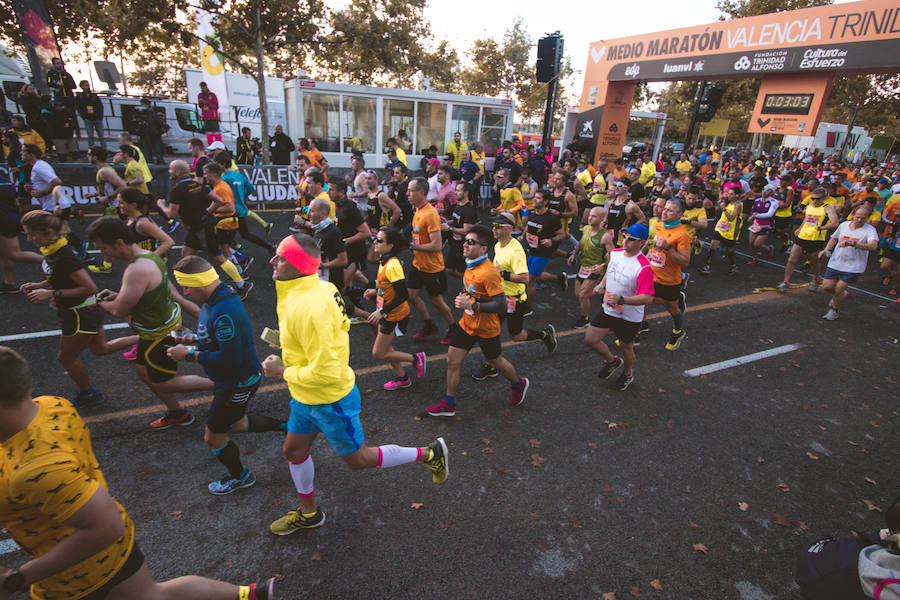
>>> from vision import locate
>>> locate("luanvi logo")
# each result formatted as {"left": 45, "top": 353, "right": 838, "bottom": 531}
{"left": 757, "top": 117, "right": 771, "bottom": 127}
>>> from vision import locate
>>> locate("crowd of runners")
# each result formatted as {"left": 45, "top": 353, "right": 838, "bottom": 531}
{"left": 1, "top": 131, "right": 898, "bottom": 598}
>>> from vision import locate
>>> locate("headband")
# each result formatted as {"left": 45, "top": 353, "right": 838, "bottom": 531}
{"left": 173, "top": 267, "right": 219, "bottom": 288}
{"left": 277, "top": 236, "right": 321, "bottom": 275}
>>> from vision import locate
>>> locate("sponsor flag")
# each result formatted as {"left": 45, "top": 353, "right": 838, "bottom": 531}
{"left": 11, "top": 0, "right": 60, "bottom": 93}
{"left": 194, "top": 6, "right": 229, "bottom": 143}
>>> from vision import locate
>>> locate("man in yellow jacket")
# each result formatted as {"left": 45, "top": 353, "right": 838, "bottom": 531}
{"left": 262, "top": 233, "right": 448, "bottom": 535}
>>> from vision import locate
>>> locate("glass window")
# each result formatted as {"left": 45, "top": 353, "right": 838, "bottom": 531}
{"left": 450, "top": 105, "right": 480, "bottom": 150}
{"left": 304, "top": 93, "right": 340, "bottom": 152}
{"left": 341, "top": 95, "right": 376, "bottom": 153}
{"left": 383, "top": 99, "right": 414, "bottom": 154}
{"left": 416, "top": 101, "right": 446, "bottom": 157}
{"left": 479, "top": 108, "right": 509, "bottom": 157}
{"left": 175, "top": 108, "right": 203, "bottom": 133}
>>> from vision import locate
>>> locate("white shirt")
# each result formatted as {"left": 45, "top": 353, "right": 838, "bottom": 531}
{"left": 602, "top": 249, "right": 655, "bottom": 323}
{"left": 427, "top": 173, "right": 440, "bottom": 201}
{"left": 30, "top": 160, "right": 58, "bottom": 210}
{"left": 827, "top": 221, "right": 879, "bottom": 274}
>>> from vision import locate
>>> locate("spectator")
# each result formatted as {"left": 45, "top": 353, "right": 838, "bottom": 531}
{"left": 6, "top": 115, "right": 45, "bottom": 154}
{"left": 269, "top": 124, "right": 293, "bottom": 165}
{"left": 386, "top": 137, "right": 407, "bottom": 166}
{"left": 14, "top": 84, "right": 42, "bottom": 130}
{"left": 75, "top": 80, "right": 105, "bottom": 149}
{"left": 197, "top": 81, "right": 220, "bottom": 132}
{"left": 301, "top": 137, "right": 328, "bottom": 179}
{"left": 48, "top": 99, "right": 78, "bottom": 161}
{"left": 45, "top": 57, "right": 78, "bottom": 136}
{"left": 136, "top": 98, "right": 165, "bottom": 164}
{"left": 235, "top": 126, "right": 257, "bottom": 165}
{"left": 470, "top": 142, "right": 486, "bottom": 175}
{"left": 396, "top": 128, "right": 411, "bottom": 152}
{"left": 445, "top": 131, "right": 468, "bottom": 168}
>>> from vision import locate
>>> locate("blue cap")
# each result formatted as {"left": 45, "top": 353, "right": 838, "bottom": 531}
{"left": 622, "top": 223, "right": 649, "bottom": 240}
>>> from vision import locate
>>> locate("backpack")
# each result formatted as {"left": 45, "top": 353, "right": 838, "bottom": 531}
{"left": 796, "top": 535, "right": 870, "bottom": 600}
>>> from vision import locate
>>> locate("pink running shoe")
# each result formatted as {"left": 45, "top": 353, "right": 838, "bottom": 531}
{"left": 383, "top": 376, "right": 412, "bottom": 391}
{"left": 122, "top": 344, "right": 138, "bottom": 361}
{"left": 426, "top": 399, "right": 456, "bottom": 417}
{"left": 414, "top": 352, "right": 427, "bottom": 378}
{"left": 509, "top": 377, "right": 530, "bottom": 407}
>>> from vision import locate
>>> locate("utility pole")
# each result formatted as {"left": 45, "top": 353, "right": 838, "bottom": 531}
{"left": 838, "top": 101, "right": 860, "bottom": 162}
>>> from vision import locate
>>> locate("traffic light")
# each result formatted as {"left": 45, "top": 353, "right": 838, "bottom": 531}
{"left": 696, "top": 83, "right": 725, "bottom": 122}
{"left": 536, "top": 34, "right": 563, "bottom": 83}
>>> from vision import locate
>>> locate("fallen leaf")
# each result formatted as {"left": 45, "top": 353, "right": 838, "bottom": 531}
{"left": 310, "top": 550, "right": 321, "bottom": 561}
{"left": 461, "top": 451, "right": 468, "bottom": 456}
{"left": 806, "top": 452, "right": 819, "bottom": 460}
{"left": 537, "top": 539, "right": 550, "bottom": 552}
{"left": 847, "top": 440, "right": 858, "bottom": 446}
{"left": 225, "top": 561, "right": 233, "bottom": 569}
{"left": 270, "top": 573, "right": 285, "bottom": 582}
{"left": 482, "top": 447, "right": 494, "bottom": 454}
{"left": 616, "top": 497, "right": 625, "bottom": 504}
{"left": 797, "top": 521, "right": 810, "bottom": 531}
{"left": 650, "top": 579, "right": 663, "bottom": 591}
{"left": 864, "top": 477, "right": 877, "bottom": 485}
{"left": 529, "top": 512, "right": 539, "bottom": 518}
{"left": 756, "top": 456, "right": 765, "bottom": 463}
{"left": 571, "top": 517, "right": 583, "bottom": 529}
{"left": 410, "top": 502, "right": 423, "bottom": 510}
{"left": 630, "top": 586, "right": 642, "bottom": 598}
{"left": 481, "top": 438, "right": 491, "bottom": 446}
{"left": 171, "top": 510, "right": 183, "bottom": 520}
{"left": 602, "top": 593, "right": 616, "bottom": 600}
{"left": 770, "top": 511, "right": 792, "bottom": 527}
{"left": 666, "top": 422, "right": 674, "bottom": 430}
{"left": 692, "top": 543, "right": 708, "bottom": 554}
{"left": 441, "top": 520, "right": 458, "bottom": 531}
{"left": 688, "top": 521, "right": 701, "bottom": 530}
{"left": 862, "top": 499, "right": 883, "bottom": 513}
{"left": 588, "top": 442, "right": 598, "bottom": 449}
{"left": 566, "top": 495, "right": 576, "bottom": 504}
{"left": 716, "top": 511, "right": 728, "bottom": 519}
{"left": 531, "top": 453, "right": 547, "bottom": 468}
{"left": 529, "top": 439, "right": 542, "bottom": 448}
{"left": 777, "top": 483, "right": 791, "bottom": 492}
{"left": 738, "top": 502, "right": 749, "bottom": 512}
{"left": 817, "top": 425, "right": 827, "bottom": 431}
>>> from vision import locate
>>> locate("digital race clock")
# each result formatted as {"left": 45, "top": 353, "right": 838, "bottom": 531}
{"left": 760, "top": 93, "right": 814, "bottom": 115}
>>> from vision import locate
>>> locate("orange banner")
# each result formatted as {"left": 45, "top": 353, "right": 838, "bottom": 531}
{"left": 747, "top": 73, "right": 833, "bottom": 135}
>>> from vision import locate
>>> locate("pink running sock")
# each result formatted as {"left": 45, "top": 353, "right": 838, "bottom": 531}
{"left": 289, "top": 455, "right": 315, "bottom": 498}
{"left": 377, "top": 445, "right": 422, "bottom": 468}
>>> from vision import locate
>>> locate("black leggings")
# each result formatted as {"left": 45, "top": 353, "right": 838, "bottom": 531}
{"left": 237, "top": 218, "right": 273, "bottom": 254}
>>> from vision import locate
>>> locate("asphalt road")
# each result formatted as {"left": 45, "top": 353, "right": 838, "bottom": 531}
{"left": 2, "top": 211, "right": 897, "bottom": 600}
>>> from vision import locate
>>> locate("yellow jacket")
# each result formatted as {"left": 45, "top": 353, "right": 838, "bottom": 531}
{"left": 639, "top": 162, "right": 656, "bottom": 187}
{"left": 276, "top": 275, "right": 356, "bottom": 405}
{"left": 4, "top": 127, "right": 46, "bottom": 155}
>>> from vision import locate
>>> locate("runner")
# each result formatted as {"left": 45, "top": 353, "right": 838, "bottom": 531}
{"left": 643, "top": 199, "right": 691, "bottom": 351}
{"left": 363, "top": 226, "right": 427, "bottom": 390}
{"left": 0, "top": 170, "right": 42, "bottom": 293}
{"left": 699, "top": 187, "right": 743, "bottom": 276}
{"left": 0, "top": 346, "right": 277, "bottom": 600}
{"left": 19, "top": 211, "right": 138, "bottom": 409}
{"left": 605, "top": 181, "right": 645, "bottom": 246}
{"left": 524, "top": 189, "right": 568, "bottom": 300}
{"left": 119, "top": 188, "right": 174, "bottom": 256}
{"left": 329, "top": 179, "right": 371, "bottom": 293}
{"left": 880, "top": 198, "right": 900, "bottom": 295}
{"left": 569, "top": 206, "right": 614, "bottom": 329}
{"left": 86, "top": 216, "right": 213, "bottom": 429}
{"left": 443, "top": 180, "right": 478, "bottom": 280}
{"left": 426, "top": 224, "right": 530, "bottom": 417}
{"left": 772, "top": 173, "right": 796, "bottom": 253}
{"left": 407, "top": 177, "right": 455, "bottom": 344}
{"left": 490, "top": 168, "right": 525, "bottom": 228}
{"left": 547, "top": 168, "right": 578, "bottom": 243}
{"left": 584, "top": 223, "right": 655, "bottom": 391}
{"left": 680, "top": 186, "right": 708, "bottom": 258}
{"left": 819, "top": 204, "right": 880, "bottom": 320}
{"left": 471, "top": 212, "right": 558, "bottom": 380}
{"left": 165, "top": 255, "right": 286, "bottom": 495}
{"left": 262, "top": 233, "right": 447, "bottom": 535}
{"left": 213, "top": 152, "right": 275, "bottom": 257}
{"left": 746, "top": 188, "right": 778, "bottom": 264}
{"left": 202, "top": 162, "right": 253, "bottom": 298}
{"left": 363, "top": 169, "right": 401, "bottom": 264}
{"left": 777, "top": 187, "right": 838, "bottom": 292}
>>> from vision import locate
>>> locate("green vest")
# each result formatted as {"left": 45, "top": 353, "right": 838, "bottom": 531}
{"left": 131, "top": 252, "right": 181, "bottom": 339}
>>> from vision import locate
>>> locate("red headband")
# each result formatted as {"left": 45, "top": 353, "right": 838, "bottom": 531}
{"left": 277, "top": 236, "right": 321, "bottom": 275}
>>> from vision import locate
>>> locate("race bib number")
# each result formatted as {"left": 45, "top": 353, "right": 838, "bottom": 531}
{"left": 804, "top": 213, "right": 819, "bottom": 226}
{"left": 375, "top": 294, "right": 384, "bottom": 310}
{"left": 526, "top": 232, "right": 539, "bottom": 248}
{"left": 578, "top": 265, "right": 593, "bottom": 278}
{"left": 748, "top": 222, "right": 763, "bottom": 233}
{"left": 507, "top": 297, "right": 516, "bottom": 313}
{"left": 716, "top": 220, "right": 732, "bottom": 233}
{"left": 648, "top": 249, "right": 666, "bottom": 268}
{"left": 838, "top": 235, "right": 859, "bottom": 248}
{"left": 604, "top": 291, "right": 624, "bottom": 314}
{"left": 86, "top": 106, "right": 94, "bottom": 115}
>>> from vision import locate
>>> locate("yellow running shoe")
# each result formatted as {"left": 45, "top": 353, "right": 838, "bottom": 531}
{"left": 269, "top": 508, "right": 325, "bottom": 535}
{"left": 88, "top": 261, "right": 112, "bottom": 273}
{"left": 423, "top": 437, "right": 449, "bottom": 484}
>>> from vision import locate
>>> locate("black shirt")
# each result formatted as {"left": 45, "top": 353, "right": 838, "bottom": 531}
{"left": 76, "top": 92, "right": 104, "bottom": 121}
{"left": 448, "top": 201, "right": 477, "bottom": 243}
{"left": 42, "top": 243, "right": 85, "bottom": 309}
{"left": 270, "top": 133, "right": 293, "bottom": 165}
{"left": 748, "top": 175, "right": 767, "bottom": 195}
{"left": 525, "top": 211, "right": 562, "bottom": 258}
{"left": 314, "top": 222, "right": 346, "bottom": 289}
{"left": 193, "top": 156, "right": 210, "bottom": 179}
{"left": 628, "top": 182, "right": 645, "bottom": 205}
{"left": 336, "top": 199, "right": 365, "bottom": 247}
{"left": 169, "top": 177, "right": 212, "bottom": 228}
{"left": 389, "top": 180, "right": 413, "bottom": 229}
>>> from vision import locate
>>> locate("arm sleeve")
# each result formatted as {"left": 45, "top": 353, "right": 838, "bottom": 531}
{"left": 757, "top": 200, "right": 778, "bottom": 219}
{"left": 197, "top": 307, "right": 247, "bottom": 371}
{"left": 380, "top": 279, "right": 408, "bottom": 314}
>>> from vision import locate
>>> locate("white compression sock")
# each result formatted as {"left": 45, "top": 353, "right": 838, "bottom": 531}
{"left": 289, "top": 455, "right": 315, "bottom": 498}
{"left": 377, "top": 445, "right": 422, "bottom": 468}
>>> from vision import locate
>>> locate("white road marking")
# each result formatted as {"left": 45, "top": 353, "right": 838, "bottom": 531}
{"left": 684, "top": 343, "right": 804, "bottom": 377}
{"left": 86, "top": 245, "right": 183, "bottom": 254}
{"left": 0, "top": 323, "right": 130, "bottom": 343}
{"left": 0, "top": 538, "right": 21, "bottom": 555}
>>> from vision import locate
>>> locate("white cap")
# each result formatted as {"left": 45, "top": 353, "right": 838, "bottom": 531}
{"left": 207, "top": 141, "right": 226, "bottom": 151}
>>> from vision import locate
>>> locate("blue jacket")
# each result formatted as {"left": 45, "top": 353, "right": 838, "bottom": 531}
{"left": 196, "top": 283, "right": 261, "bottom": 389}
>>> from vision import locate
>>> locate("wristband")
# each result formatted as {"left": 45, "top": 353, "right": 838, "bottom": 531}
{"left": 380, "top": 310, "right": 389, "bottom": 319}
{"left": 472, "top": 302, "right": 479, "bottom": 312}
{"left": 186, "top": 347, "right": 198, "bottom": 362}
{"left": 616, "top": 296, "right": 626, "bottom": 306}
{"left": 53, "top": 289, "right": 62, "bottom": 299}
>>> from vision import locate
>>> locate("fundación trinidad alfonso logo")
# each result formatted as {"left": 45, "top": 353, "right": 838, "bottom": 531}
{"left": 734, "top": 56, "right": 752, "bottom": 70}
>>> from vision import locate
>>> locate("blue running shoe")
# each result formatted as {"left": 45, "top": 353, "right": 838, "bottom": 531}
{"left": 208, "top": 469, "right": 256, "bottom": 495}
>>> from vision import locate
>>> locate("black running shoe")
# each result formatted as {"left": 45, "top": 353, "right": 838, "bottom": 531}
{"left": 597, "top": 355, "right": 623, "bottom": 379}
{"left": 542, "top": 325, "right": 557, "bottom": 353}
{"left": 613, "top": 370, "right": 634, "bottom": 391}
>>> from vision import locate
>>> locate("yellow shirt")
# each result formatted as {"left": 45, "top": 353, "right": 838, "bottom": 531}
{"left": 499, "top": 185, "right": 525, "bottom": 225}
{"left": 315, "top": 191, "right": 336, "bottom": 221}
{"left": 276, "top": 276, "right": 356, "bottom": 405}
{"left": 714, "top": 202, "right": 742, "bottom": 241}
{"left": 590, "top": 172, "right": 608, "bottom": 206}
{"left": 0, "top": 397, "right": 135, "bottom": 600}
{"left": 124, "top": 160, "right": 149, "bottom": 194}
{"left": 395, "top": 147, "right": 407, "bottom": 166}
{"left": 576, "top": 169, "right": 593, "bottom": 191}
{"left": 675, "top": 160, "right": 691, "bottom": 175}
{"left": 492, "top": 238, "right": 528, "bottom": 302}
{"left": 639, "top": 162, "right": 656, "bottom": 186}
{"left": 129, "top": 144, "right": 153, "bottom": 183}
{"left": 470, "top": 150, "right": 485, "bottom": 174}
{"left": 797, "top": 203, "right": 828, "bottom": 241}
{"left": 683, "top": 206, "right": 707, "bottom": 247}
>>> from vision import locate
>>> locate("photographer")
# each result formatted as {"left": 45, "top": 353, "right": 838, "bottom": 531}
{"left": 135, "top": 99, "right": 166, "bottom": 164}
{"left": 235, "top": 127, "right": 259, "bottom": 165}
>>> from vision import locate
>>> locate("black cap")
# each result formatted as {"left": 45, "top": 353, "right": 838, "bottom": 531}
{"left": 490, "top": 212, "right": 516, "bottom": 227}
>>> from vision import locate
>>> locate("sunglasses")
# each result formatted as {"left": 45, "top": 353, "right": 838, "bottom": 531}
{"left": 622, "top": 236, "right": 642, "bottom": 242}
{"left": 492, "top": 223, "right": 511, "bottom": 229}
{"left": 374, "top": 237, "right": 387, "bottom": 243}
{"left": 463, "top": 239, "right": 484, "bottom": 246}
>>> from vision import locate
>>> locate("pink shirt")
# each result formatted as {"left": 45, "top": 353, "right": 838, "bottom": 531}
{"left": 602, "top": 249, "right": 654, "bottom": 323}
{"left": 435, "top": 181, "right": 457, "bottom": 213}
{"left": 198, "top": 90, "right": 219, "bottom": 121}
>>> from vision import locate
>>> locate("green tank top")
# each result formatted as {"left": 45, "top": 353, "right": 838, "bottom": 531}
{"left": 130, "top": 252, "right": 181, "bottom": 339}
{"left": 579, "top": 225, "right": 608, "bottom": 267}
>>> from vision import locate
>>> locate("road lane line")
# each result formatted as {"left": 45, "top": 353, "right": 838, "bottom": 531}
{"left": 83, "top": 291, "right": 783, "bottom": 424}
{"left": 684, "top": 343, "right": 804, "bottom": 377}
{"left": 0, "top": 323, "right": 131, "bottom": 343}
{"left": 0, "top": 538, "right": 21, "bottom": 555}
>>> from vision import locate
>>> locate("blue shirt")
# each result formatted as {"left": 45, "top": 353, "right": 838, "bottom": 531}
{"left": 196, "top": 283, "right": 261, "bottom": 389}
{"left": 222, "top": 170, "right": 255, "bottom": 217}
